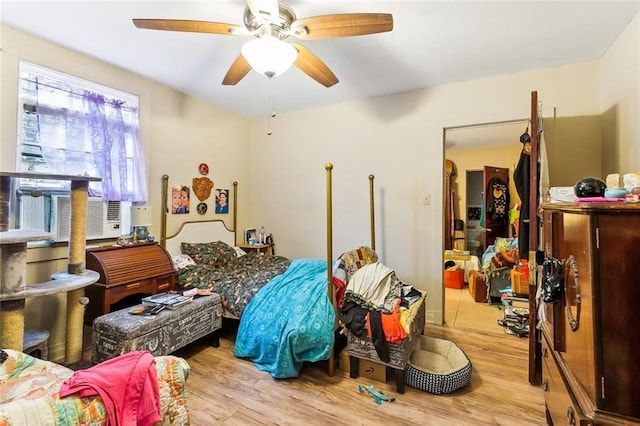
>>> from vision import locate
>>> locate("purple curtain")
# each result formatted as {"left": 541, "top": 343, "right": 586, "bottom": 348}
{"left": 34, "top": 76, "right": 147, "bottom": 202}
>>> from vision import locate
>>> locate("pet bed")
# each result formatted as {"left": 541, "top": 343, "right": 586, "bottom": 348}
{"left": 404, "top": 335, "right": 472, "bottom": 394}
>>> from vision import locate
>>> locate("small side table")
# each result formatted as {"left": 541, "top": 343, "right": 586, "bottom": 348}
{"left": 237, "top": 243, "right": 273, "bottom": 256}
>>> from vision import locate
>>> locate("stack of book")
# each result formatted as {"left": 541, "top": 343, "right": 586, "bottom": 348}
{"left": 141, "top": 292, "right": 193, "bottom": 309}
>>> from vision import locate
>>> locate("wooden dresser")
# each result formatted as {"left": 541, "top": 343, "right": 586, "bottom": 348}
{"left": 84, "top": 242, "right": 175, "bottom": 325}
{"left": 541, "top": 203, "right": 640, "bottom": 425}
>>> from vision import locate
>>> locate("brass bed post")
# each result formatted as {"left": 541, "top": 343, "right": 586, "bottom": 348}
{"left": 325, "top": 163, "right": 335, "bottom": 377}
{"left": 369, "top": 174, "right": 375, "bottom": 251}
{"left": 233, "top": 181, "right": 238, "bottom": 245}
{"left": 160, "top": 174, "right": 169, "bottom": 248}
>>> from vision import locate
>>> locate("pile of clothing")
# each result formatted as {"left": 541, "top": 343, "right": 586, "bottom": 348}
{"left": 334, "top": 247, "right": 422, "bottom": 363}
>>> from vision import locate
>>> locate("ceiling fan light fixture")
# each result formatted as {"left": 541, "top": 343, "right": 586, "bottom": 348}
{"left": 241, "top": 36, "right": 298, "bottom": 77}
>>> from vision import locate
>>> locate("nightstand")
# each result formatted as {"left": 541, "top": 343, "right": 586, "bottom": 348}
{"left": 237, "top": 243, "right": 273, "bottom": 256}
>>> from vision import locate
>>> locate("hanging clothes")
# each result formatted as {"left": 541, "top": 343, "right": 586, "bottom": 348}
{"left": 514, "top": 129, "right": 531, "bottom": 257}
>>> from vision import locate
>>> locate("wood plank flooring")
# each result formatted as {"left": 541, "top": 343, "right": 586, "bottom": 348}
{"left": 173, "top": 287, "right": 545, "bottom": 425}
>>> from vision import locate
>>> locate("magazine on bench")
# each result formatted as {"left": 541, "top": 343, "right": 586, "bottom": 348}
{"left": 142, "top": 292, "right": 193, "bottom": 309}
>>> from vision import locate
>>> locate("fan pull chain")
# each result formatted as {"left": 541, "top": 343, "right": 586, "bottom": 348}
{"left": 266, "top": 95, "right": 277, "bottom": 136}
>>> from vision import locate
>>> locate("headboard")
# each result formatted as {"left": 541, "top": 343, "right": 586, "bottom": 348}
{"left": 160, "top": 175, "right": 237, "bottom": 256}
{"left": 164, "top": 220, "right": 236, "bottom": 257}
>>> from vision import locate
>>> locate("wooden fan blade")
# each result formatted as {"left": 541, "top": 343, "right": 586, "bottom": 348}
{"left": 292, "top": 44, "right": 338, "bottom": 88}
{"left": 292, "top": 13, "right": 393, "bottom": 40}
{"left": 133, "top": 19, "right": 243, "bottom": 35}
{"left": 222, "top": 55, "right": 252, "bottom": 85}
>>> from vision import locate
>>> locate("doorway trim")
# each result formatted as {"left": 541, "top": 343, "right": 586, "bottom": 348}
{"left": 442, "top": 117, "right": 530, "bottom": 325}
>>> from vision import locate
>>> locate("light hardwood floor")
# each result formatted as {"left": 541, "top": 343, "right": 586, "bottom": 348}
{"left": 173, "top": 287, "right": 546, "bottom": 425}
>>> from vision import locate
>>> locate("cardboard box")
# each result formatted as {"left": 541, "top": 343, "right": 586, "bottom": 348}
{"left": 339, "top": 349, "right": 387, "bottom": 383}
{"left": 444, "top": 269, "right": 464, "bottom": 289}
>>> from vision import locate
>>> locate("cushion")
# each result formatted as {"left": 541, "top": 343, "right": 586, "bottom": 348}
{"left": 180, "top": 241, "right": 237, "bottom": 267}
{"left": 233, "top": 246, "right": 247, "bottom": 257}
{"left": 172, "top": 254, "right": 196, "bottom": 270}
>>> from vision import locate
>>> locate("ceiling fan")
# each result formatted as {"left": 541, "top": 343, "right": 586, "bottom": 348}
{"left": 133, "top": 0, "right": 393, "bottom": 87}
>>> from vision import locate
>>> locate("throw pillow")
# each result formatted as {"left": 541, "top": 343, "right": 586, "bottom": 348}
{"left": 181, "top": 241, "right": 237, "bottom": 267}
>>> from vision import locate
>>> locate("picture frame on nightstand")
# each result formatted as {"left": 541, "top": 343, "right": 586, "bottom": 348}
{"left": 244, "top": 228, "right": 256, "bottom": 244}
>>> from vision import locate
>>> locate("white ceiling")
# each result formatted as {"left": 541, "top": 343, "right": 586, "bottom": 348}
{"left": 1, "top": 1, "right": 639, "bottom": 119}
{"left": 446, "top": 120, "right": 530, "bottom": 150}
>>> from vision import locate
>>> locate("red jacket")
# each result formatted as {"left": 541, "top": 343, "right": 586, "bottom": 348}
{"left": 60, "top": 351, "right": 162, "bottom": 426}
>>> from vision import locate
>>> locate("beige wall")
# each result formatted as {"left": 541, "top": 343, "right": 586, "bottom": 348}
{"left": 247, "top": 60, "right": 603, "bottom": 325}
{"left": 246, "top": 16, "right": 638, "bottom": 326}
{"left": 1, "top": 25, "right": 250, "bottom": 360}
{"left": 543, "top": 116, "right": 603, "bottom": 186}
{"left": 599, "top": 13, "right": 640, "bottom": 175}
{"left": 1, "top": 12, "right": 638, "bottom": 359}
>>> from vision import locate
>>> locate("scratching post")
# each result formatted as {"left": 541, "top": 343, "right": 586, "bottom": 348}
{"left": 65, "top": 289, "right": 88, "bottom": 363}
{"left": 65, "top": 180, "right": 89, "bottom": 364}
{"left": 68, "top": 180, "right": 88, "bottom": 275}
{"left": 0, "top": 300, "right": 25, "bottom": 350}
{"left": 0, "top": 172, "right": 100, "bottom": 363}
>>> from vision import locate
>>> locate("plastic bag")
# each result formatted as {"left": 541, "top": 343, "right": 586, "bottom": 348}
{"left": 541, "top": 257, "right": 563, "bottom": 304}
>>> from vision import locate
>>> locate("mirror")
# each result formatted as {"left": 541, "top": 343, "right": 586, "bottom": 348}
{"left": 444, "top": 120, "right": 528, "bottom": 254}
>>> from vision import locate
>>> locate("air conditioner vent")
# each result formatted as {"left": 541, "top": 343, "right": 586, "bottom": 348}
{"left": 106, "top": 201, "right": 121, "bottom": 222}
{"left": 51, "top": 196, "right": 122, "bottom": 242}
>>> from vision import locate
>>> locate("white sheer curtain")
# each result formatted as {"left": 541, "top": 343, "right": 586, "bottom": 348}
{"left": 23, "top": 66, "right": 148, "bottom": 202}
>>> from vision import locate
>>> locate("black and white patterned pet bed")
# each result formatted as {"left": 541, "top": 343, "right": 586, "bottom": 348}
{"left": 404, "top": 335, "right": 472, "bottom": 394}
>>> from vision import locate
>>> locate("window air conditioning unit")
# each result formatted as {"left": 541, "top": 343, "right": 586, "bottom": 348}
{"left": 51, "top": 195, "right": 122, "bottom": 242}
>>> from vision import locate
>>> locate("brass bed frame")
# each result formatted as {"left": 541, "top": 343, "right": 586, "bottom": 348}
{"left": 158, "top": 165, "right": 377, "bottom": 376}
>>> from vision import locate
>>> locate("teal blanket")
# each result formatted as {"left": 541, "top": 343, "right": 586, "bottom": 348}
{"left": 234, "top": 258, "right": 335, "bottom": 378}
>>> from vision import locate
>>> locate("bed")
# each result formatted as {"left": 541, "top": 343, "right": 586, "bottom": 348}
{"left": 0, "top": 349, "right": 190, "bottom": 425}
{"left": 480, "top": 236, "right": 520, "bottom": 300}
{"left": 160, "top": 169, "right": 339, "bottom": 379}
{"left": 159, "top": 167, "right": 425, "bottom": 380}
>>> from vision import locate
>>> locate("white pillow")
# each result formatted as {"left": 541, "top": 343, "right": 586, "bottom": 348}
{"left": 233, "top": 246, "right": 247, "bottom": 257}
{"left": 172, "top": 254, "right": 196, "bottom": 270}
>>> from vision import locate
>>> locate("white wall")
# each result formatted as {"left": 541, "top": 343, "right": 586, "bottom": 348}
{"left": 600, "top": 13, "right": 640, "bottom": 174}
{"left": 248, "top": 13, "right": 640, "bottom": 325}
{"left": 0, "top": 24, "right": 250, "bottom": 360}
{"left": 247, "top": 60, "right": 603, "bottom": 324}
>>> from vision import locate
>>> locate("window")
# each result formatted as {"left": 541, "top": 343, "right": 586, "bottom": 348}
{"left": 15, "top": 62, "right": 148, "bottom": 238}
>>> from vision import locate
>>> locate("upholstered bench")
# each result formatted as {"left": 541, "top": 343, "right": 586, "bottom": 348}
{"left": 92, "top": 293, "right": 222, "bottom": 363}
{"left": 347, "top": 294, "right": 426, "bottom": 393}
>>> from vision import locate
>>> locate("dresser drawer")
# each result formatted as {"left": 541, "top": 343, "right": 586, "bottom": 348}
{"left": 107, "top": 278, "right": 156, "bottom": 300}
{"left": 155, "top": 275, "right": 174, "bottom": 293}
{"left": 543, "top": 338, "right": 583, "bottom": 426}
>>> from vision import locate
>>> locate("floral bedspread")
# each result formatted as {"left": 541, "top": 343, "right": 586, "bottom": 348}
{"left": 0, "top": 350, "right": 191, "bottom": 426}
{"left": 176, "top": 254, "right": 291, "bottom": 317}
